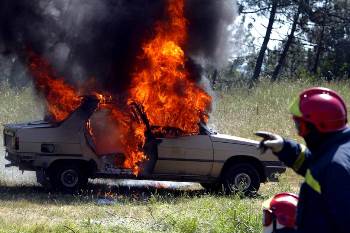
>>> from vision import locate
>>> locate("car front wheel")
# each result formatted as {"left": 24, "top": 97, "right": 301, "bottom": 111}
{"left": 222, "top": 163, "right": 261, "bottom": 196}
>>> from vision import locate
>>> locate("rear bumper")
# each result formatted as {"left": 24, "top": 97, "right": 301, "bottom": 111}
{"left": 5, "top": 151, "right": 36, "bottom": 171}
{"left": 5, "top": 151, "right": 19, "bottom": 164}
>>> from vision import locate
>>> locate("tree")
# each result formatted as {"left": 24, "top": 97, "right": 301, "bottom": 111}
{"left": 249, "top": 0, "right": 279, "bottom": 87}
{"left": 271, "top": 3, "right": 301, "bottom": 81}
{"left": 227, "top": 0, "right": 350, "bottom": 87}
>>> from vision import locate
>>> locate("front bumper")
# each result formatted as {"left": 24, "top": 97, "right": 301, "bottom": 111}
{"left": 265, "top": 166, "right": 286, "bottom": 181}
{"left": 263, "top": 161, "right": 287, "bottom": 182}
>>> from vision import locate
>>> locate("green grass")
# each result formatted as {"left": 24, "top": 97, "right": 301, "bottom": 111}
{"left": 0, "top": 80, "right": 349, "bottom": 232}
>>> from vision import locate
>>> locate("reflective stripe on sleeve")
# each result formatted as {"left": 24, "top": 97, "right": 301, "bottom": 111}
{"left": 305, "top": 169, "right": 321, "bottom": 194}
{"left": 292, "top": 144, "right": 306, "bottom": 172}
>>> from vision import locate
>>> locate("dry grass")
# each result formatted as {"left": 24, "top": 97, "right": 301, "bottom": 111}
{"left": 210, "top": 79, "right": 350, "bottom": 140}
{"left": 0, "top": 80, "right": 349, "bottom": 232}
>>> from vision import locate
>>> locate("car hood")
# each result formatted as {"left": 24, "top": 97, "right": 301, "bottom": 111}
{"left": 210, "top": 134, "right": 259, "bottom": 146}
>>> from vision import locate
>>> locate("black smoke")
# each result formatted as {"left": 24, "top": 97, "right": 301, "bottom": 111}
{"left": 0, "top": 0, "right": 236, "bottom": 92}
{"left": 185, "top": 0, "right": 236, "bottom": 67}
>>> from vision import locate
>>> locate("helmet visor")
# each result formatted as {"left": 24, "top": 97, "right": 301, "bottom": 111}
{"left": 289, "top": 96, "right": 302, "bottom": 117}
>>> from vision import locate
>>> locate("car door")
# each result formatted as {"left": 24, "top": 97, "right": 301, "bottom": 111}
{"left": 153, "top": 135, "right": 214, "bottom": 176}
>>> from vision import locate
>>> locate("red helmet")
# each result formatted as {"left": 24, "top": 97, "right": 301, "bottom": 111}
{"left": 289, "top": 87, "right": 348, "bottom": 134}
{"left": 263, "top": 193, "right": 299, "bottom": 232}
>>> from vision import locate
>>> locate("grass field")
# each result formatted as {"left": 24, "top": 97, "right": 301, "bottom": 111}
{"left": 0, "top": 80, "right": 350, "bottom": 232}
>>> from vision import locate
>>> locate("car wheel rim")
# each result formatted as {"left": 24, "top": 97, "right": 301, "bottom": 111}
{"left": 234, "top": 173, "right": 251, "bottom": 191}
{"left": 61, "top": 169, "right": 79, "bottom": 188}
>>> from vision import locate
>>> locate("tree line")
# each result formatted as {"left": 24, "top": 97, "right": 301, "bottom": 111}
{"left": 213, "top": 0, "right": 350, "bottom": 89}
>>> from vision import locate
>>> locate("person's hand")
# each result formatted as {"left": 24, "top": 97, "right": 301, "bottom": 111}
{"left": 255, "top": 131, "right": 284, "bottom": 153}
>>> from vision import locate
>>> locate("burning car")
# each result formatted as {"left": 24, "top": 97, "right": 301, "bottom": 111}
{"left": 3, "top": 95, "right": 285, "bottom": 194}
{"left": 2, "top": 0, "right": 285, "bottom": 195}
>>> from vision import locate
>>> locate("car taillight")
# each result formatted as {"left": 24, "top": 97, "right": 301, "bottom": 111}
{"left": 263, "top": 209, "right": 274, "bottom": 227}
{"left": 15, "top": 137, "right": 19, "bottom": 150}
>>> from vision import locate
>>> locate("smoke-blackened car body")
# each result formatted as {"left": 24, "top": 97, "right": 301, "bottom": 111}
{"left": 3, "top": 96, "right": 285, "bottom": 194}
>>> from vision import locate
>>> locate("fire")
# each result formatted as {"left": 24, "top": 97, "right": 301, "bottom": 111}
{"left": 26, "top": 0, "right": 212, "bottom": 175}
{"left": 129, "top": 0, "right": 212, "bottom": 134}
{"left": 27, "top": 50, "right": 81, "bottom": 122}
{"left": 107, "top": 105, "right": 147, "bottom": 174}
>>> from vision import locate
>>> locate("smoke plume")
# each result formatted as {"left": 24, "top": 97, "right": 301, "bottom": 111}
{"left": 0, "top": 0, "right": 236, "bottom": 92}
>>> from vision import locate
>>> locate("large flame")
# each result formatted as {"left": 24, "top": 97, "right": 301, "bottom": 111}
{"left": 107, "top": 105, "right": 146, "bottom": 173}
{"left": 26, "top": 0, "right": 212, "bottom": 175}
{"left": 129, "top": 0, "right": 212, "bottom": 134}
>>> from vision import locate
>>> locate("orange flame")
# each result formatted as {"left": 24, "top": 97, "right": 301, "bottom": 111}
{"left": 129, "top": 0, "right": 212, "bottom": 134}
{"left": 27, "top": 50, "right": 81, "bottom": 121}
{"left": 107, "top": 105, "right": 146, "bottom": 174}
{"left": 26, "top": 0, "right": 212, "bottom": 175}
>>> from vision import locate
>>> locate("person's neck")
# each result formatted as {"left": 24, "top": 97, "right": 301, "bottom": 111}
{"left": 304, "top": 129, "right": 345, "bottom": 154}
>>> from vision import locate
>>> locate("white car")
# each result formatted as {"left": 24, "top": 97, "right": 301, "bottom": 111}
{"left": 3, "top": 96, "right": 285, "bottom": 194}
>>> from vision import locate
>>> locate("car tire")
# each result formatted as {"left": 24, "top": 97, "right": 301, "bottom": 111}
{"left": 49, "top": 163, "right": 88, "bottom": 193}
{"left": 222, "top": 163, "right": 261, "bottom": 196}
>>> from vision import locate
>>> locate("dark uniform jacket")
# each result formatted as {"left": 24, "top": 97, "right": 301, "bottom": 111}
{"left": 276, "top": 128, "right": 350, "bottom": 233}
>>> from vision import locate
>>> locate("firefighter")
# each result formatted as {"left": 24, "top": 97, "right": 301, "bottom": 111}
{"left": 257, "top": 87, "right": 350, "bottom": 233}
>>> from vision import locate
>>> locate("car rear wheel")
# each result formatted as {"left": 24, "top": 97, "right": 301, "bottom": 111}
{"left": 49, "top": 164, "right": 88, "bottom": 193}
{"left": 222, "top": 163, "right": 260, "bottom": 196}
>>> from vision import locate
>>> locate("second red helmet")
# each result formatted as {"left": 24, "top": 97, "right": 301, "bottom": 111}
{"left": 289, "top": 87, "right": 348, "bottom": 133}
